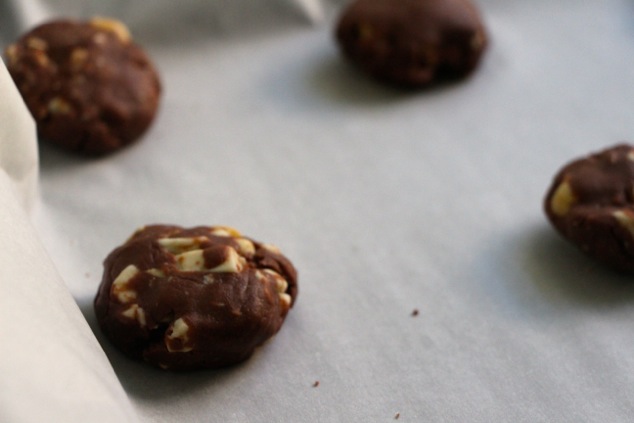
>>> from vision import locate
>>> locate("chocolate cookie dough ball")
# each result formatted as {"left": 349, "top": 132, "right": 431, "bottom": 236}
{"left": 335, "top": 0, "right": 487, "bottom": 87}
{"left": 94, "top": 225, "right": 298, "bottom": 370}
{"left": 544, "top": 144, "right": 634, "bottom": 272}
{"left": 4, "top": 18, "right": 161, "bottom": 155}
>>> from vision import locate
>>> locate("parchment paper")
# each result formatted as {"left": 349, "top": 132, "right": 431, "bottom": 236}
{"left": 4, "top": 0, "right": 634, "bottom": 422}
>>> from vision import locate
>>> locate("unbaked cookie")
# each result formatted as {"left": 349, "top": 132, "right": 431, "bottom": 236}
{"left": 544, "top": 144, "right": 634, "bottom": 272}
{"left": 335, "top": 0, "right": 487, "bottom": 87}
{"left": 4, "top": 18, "right": 161, "bottom": 155}
{"left": 94, "top": 225, "right": 298, "bottom": 370}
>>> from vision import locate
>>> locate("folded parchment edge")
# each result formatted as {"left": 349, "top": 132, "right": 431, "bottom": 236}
{"left": 0, "top": 58, "right": 39, "bottom": 213}
{"left": 0, "top": 169, "right": 140, "bottom": 422}
{"left": 0, "top": 59, "right": 139, "bottom": 422}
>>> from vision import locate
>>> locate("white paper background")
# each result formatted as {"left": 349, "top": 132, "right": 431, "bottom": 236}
{"left": 4, "top": 0, "right": 634, "bottom": 421}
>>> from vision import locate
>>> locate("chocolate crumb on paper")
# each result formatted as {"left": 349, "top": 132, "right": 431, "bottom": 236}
{"left": 313, "top": 380, "right": 320, "bottom": 388}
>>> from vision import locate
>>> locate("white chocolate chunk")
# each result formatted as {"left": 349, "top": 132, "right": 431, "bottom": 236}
{"left": 279, "top": 293, "right": 292, "bottom": 308}
{"left": 5, "top": 44, "right": 18, "bottom": 65}
{"left": 263, "top": 269, "right": 288, "bottom": 293}
{"left": 113, "top": 264, "right": 139, "bottom": 285}
{"left": 550, "top": 181, "right": 576, "bottom": 216}
{"left": 628, "top": 150, "right": 634, "bottom": 162}
{"left": 89, "top": 17, "right": 131, "bottom": 43}
{"left": 114, "top": 290, "right": 137, "bottom": 304}
{"left": 111, "top": 264, "right": 139, "bottom": 303}
{"left": 170, "top": 318, "right": 189, "bottom": 339}
{"left": 175, "top": 246, "right": 245, "bottom": 273}
{"left": 276, "top": 278, "right": 288, "bottom": 294}
{"left": 121, "top": 304, "right": 147, "bottom": 327}
{"left": 175, "top": 249, "right": 205, "bottom": 271}
{"left": 235, "top": 238, "right": 255, "bottom": 256}
{"left": 614, "top": 210, "right": 634, "bottom": 237}
{"left": 158, "top": 236, "right": 207, "bottom": 254}
{"left": 261, "top": 243, "right": 281, "bottom": 254}
{"left": 209, "top": 247, "right": 245, "bottom": 273}
{"left": 70, "top": 48, "right": 88, "bottom": 71}
{"left": 166, "top": 343, "right": 192, "bottom": 353}
{"left": 48, "top": 97, "right": 72, "bottom": 115}
{"left": 33, "top": 50, "right": 50, "bottom": 67}
{"left": 166, "top": 318, "right": 193, "bottom": 353}
{"left": 255, "top": 270, "right": 266, "bottom": 282}
{"left": 209, "top": 226, "right": 241, "bottom": 237}
{"left": 26, "top": 37, "right": 47, "bottom": 50}
{"left": 256, "top": 269, "right": 289, "bottom": 295}
{"left": 146, "top": 268, "right": 165, "bottom": 277}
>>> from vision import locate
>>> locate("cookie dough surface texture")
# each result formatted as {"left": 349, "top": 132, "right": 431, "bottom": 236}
{"left": 544, "top": 144, "right": 634, "bottom": 273}
{"left": 94, "top": 225, "right": 298, "bottom": 371}
{"left": 4, "top": 18, "right": 161, "bottom": 155}
{"left": 335, "top": 0, "right": 487, "bottom": 87}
